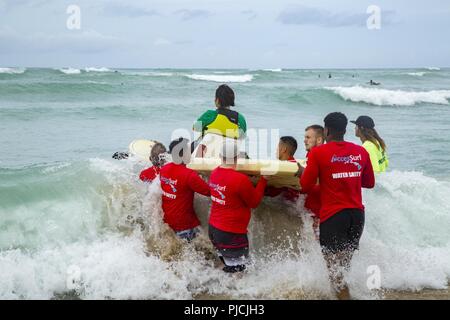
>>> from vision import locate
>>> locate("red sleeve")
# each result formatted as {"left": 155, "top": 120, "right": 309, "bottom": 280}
{"left": 140, "top": 167, "right": 157, "bottom": 182}
{"left": 188, "top": 171, "right": 211, "bottom": 197}
{"left": 361, "top": 149, "right": 375, "bottom": 189}
{"left": 238, "top": 176, "right": 268, "bottom": 208}
{"left": 300, "top": 149, "right": 319, "bottom": 193}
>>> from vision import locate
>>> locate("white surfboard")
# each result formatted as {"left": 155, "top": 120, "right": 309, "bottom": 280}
{"left": 129, "top": 136, "right": 306, "bottom": 189}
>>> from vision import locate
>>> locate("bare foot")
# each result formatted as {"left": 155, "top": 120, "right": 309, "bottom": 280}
{"left": 336, "top": 286, "right": 351, "bottom": 300}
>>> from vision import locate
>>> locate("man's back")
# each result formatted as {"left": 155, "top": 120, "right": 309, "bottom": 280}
{"left": 301, "top": 141, "right": 375, "bottom": 222}
{"left": 160, "top": 162, "right": 210, "bottom": 231}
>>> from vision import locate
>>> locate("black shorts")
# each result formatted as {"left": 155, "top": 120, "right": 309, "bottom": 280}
{"left": 320, "top": 208, "right": 365, "bottom": 254}
{"left": 208, "top": 224, "right": 249, "bottom": 263}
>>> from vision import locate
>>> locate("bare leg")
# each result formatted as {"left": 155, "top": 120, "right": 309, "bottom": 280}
{"left": 323, "top": 250, "right": 354, "bottom": 300}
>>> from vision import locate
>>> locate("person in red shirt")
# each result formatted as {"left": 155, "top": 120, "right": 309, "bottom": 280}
{"left": 265, "top": 136, "right": 300, "bottom": 202}
{"left": 140, "top": 138, "right": 210, "bottom": 241}
{"left": 300, "top": 112, "right": 375, "bottom": 300}
{"left": 208, "top": 140, "right": 267, "bottom": 273}
{"left": 139, "top": 142, "right": 168, "bottom": 182}
{"left": 303, "top": 125, "right": 325, "bottom": 240}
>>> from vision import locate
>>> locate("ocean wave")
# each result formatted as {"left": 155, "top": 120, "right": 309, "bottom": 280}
{"left": 405, "top": 72, "right": 426, "bottom": 77}
{"left": 427, "top": 67, "right": 441, "bottom": 71}
{"left": 263, "top": 68, "right": 283, "bottom": 72}
{"left": 1, "top": 162, "right": 449, "bottom": 299}
{"left": 185, "top": 74, "right": 254, "bottom": 83}
{"left": 0, "top": 67, "right": 26, "bottom": 74}
{"left": 326, "top": 86, "right": 450, "bottom": 106}
{"left": 59, "top": 68, "right": 81, "bottom": 75}
{"left": 85, "top": 67, "right": 112, "bottom": 73}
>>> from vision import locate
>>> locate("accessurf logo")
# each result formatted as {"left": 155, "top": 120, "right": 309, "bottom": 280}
{"left": 331, "top": 154, "right": 362, "bottom": 170}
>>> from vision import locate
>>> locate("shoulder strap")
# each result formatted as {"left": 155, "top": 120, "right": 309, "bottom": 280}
{"left": 217, "top": 108, "right": 239, "bottom": 125}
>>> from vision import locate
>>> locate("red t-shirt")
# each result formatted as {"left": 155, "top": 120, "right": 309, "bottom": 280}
{"left": 209, "top": 167, "right": 267, "bottom": 234}
{"left": 140, "top": 166, "right": 160, "bottom": 182}
{"left": 140, "top": 163, "right": 210, "bottom": 232}
{"left": 300, "top": 141, "right": 375, "bottom": 223}
{"left": 265, "top": 157, "right": 300, "bottom": 202}
{"left": 302, "top": 151, "right": 321, "bottom": 216}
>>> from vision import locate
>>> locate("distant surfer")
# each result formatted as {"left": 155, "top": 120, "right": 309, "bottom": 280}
{"left": 328, "top": 73, "right": 332, "bottom": 79}
{"left": 208, "top": 141, "right": 267, "bottom": 273}
{"left": 299, "top": 112, "right": 375, "bottom": 300}
{"left": 140, "top": 138, "right": 210, "bottom": 242}
{"left": 369, "top": 80, "right": 380, "bottom": 85}
{"left": 351, "top": 116, "right": 389, "bottom": 173}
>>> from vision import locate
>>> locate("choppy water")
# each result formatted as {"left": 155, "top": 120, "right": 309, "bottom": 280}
{"left": 0, "top": 67, "right": 449, "bottom": 299}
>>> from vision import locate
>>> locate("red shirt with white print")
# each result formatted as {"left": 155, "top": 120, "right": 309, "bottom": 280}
{"left": 209, "top": 167, "right": 267, "bottom": 234}
{"left": 140, "top": 162, "right": 210, "bottom": 232}
{"left": 300, "top": 141, "right": 375, "bottom": 223}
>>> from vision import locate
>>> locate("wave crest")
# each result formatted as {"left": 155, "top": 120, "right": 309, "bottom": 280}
{"left": 186, "top": 74, "right": 254, "bottom": 83}
{"left": 0, "top": 67, "right": 26, "bottom": 74}
{"left": 326, "top": 86, "right": 450, "bottom": 106}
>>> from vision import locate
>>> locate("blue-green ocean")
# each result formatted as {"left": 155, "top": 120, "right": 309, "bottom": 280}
{"left": 1, "top": 67, "right": 449, "bottom": 299}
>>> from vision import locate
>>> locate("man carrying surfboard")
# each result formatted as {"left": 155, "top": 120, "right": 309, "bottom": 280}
{"left": 140, "top": 138, "right": 211, "bottom": 242}
{"left": 300, "top": 112, "right": 375, "bottom": 300}
{"left": 303, "top": 125, "right": 325, "bottom": 240}
{"left": 265, "top": 136, "right": 300, "bottom": 202}
{"left": 208, "top": 140, "right": 267, "bottom": 273}
{"left": 139, "top": 142, "right": 168, "bottom": 182}
{"left": 193, "top": 84, "right": 247, "bottom": 142}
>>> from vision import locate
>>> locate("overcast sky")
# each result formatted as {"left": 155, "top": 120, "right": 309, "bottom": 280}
{"left": 1, "top": 0, "right": 449, "bottom": 68}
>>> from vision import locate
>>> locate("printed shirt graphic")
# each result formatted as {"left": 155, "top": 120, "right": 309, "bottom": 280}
{"left": 158, "top": 163, "right": 210, "bottom": 232}
{"left": 209, "top": 167, "right": 267, "bottom": 234}
{"left": 300, "top": 141, "right": 375, "bottom": 223}
{"left": 363, "top": 140, "right": 389, "bottom": 173}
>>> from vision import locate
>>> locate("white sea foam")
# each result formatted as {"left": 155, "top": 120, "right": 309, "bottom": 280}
{"left": 59, "top": 68, "right": 81, "bottom": 75}
{"left": 406, "top": 72, "right": 426, "bottom": 77}
{"left": 85, "top": 67, "right": 112, "bottom": 73}
{"left": 327, "top": 86, "right": 450, "bottom": 106}
{"left": 1, "top": 161, "right": 449, "bottom": 299}
{"left": 186, "top": 74, "right": 254, "bottom": 83}
{"left": 427, "top": 67, "right": 441, "bottom": 71}
{"left": 263, "top": 68, "right": 283, "bottom": 72}
{"left": 0, "top": 67, "right": 26, "bottom": 74}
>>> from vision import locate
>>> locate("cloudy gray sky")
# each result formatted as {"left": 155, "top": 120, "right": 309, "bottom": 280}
{"left": 1, "top": 0, "right": 449, "bottom": 68}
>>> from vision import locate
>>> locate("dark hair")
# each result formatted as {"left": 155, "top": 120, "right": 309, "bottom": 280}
{"left": 359, "top": 127, "right": 387, "bottom": 152}
{"left": 215, "top": 84, "right": 235, "bottom": 107}
{"left": 280, "top": 136, "right": 298, "bottom": 156}
{"left": 150, "top": 142, "right": 167, "bottom": 167}
{"left": 169, "top": 137, "right": 190, "bottom": 164}
{"left": 305, "top": 125, "right": 325, "bottom": 140}
{"left": 324, "top": 112, "right": 348, "bottom": 137}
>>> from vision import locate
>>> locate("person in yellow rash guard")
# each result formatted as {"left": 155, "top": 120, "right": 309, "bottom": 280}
{"left": 193, "top": 85, "right": 247, "bottom": 140}
{"left": 351, "top": 116, "right": 389, "bottom": 173}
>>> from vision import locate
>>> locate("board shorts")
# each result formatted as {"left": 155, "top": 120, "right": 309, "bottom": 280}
{"left": 319, "top": 208, "right": 365, "bottom": 254}
{"left": 208, "top": 224, "right": 249, "bottom": 273}
{"left": 176, "top": 227, "right": 199, "bottom": 242}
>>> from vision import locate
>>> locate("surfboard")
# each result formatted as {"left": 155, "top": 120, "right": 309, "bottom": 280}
{"left": 129, "top": 137, "right": 306, "bottom": 189}
{"left": 128, "top": 139, "right": 156, "bottom": 162}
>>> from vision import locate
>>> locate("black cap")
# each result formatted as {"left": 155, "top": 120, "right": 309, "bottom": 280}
{"left": 351, "top": 116, "right": 375, "bottom": 129}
